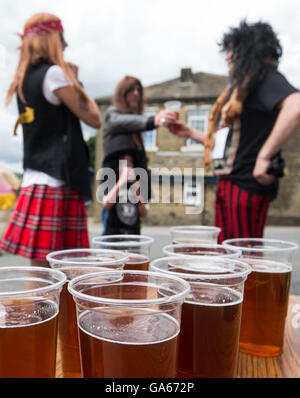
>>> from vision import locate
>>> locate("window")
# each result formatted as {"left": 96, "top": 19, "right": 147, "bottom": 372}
{"left": 142, "top": 107, "right": 157, "bottom": 150}
{"left": 183, "top": 180, "right": 202, "bottom": 206}
{"left": 186, "top": 106, "right": 210, "bottom": 147}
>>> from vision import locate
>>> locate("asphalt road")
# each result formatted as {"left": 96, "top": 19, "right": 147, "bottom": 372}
{"left": 1, "top": 221, "right": 300, "bottom": 294}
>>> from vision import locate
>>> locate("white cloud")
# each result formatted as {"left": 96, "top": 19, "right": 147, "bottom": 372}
{"left": 1, "top": 0, "right": 300, "bottom": 171}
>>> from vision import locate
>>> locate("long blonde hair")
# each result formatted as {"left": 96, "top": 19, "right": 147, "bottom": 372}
{"left": 6, "top": 13, "right": 86, "bottom": 105}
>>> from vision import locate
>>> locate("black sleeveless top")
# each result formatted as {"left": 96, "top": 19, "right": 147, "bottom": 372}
{"left": 17, "top": 60, "right": 92, "bottom": 200}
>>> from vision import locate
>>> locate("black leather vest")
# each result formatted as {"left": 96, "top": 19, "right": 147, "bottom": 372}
{"left": 17, "top": 61, "right": 91, "bottom": 200}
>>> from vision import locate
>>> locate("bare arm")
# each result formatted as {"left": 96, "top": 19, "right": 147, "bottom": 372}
{"left": 106, "top": 108, "right": 177, "bottom": 135}
{"left": 102, "top": 167, "right": 132, "bottom": 210}
{"left": 54, "top": 86, "right": 102, "bottom": 129}
{"left": 253, "top": 92, "right": 300, "bottom": 185}
{"left": 169, "top": 121, "right": 205, "bottom": 144}
{"left": 102, "top": 182, "right": 121, "bottom": 210}
{"left": 137, "top": 199, "right": 148, "bottom": 218}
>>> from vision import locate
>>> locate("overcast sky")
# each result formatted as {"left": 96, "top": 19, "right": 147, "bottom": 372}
{"left": 1, "top": 0, "right": 300, "bottom": 173}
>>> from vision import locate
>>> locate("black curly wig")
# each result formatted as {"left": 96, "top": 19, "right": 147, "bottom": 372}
{"left": 219, "top": 20, "right": 282, "bottom": 97}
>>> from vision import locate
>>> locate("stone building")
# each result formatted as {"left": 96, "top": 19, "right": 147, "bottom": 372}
{"left": 93, "top": 68, "right": 300, "bottom": 226}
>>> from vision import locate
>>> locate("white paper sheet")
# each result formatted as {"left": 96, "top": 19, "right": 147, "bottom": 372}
{"left": 211, "top": 127, "right": 230, "bottom": 160}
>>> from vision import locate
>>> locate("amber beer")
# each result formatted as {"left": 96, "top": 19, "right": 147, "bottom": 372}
{"left": 78, "top": 309, "right": 179, "bottom": 378}
{"left": 239, "top": 260, "right": 292, "bottom": 357}
{"left": 149, "top": 256, "right": 251, "bottom": 378}
{"left": 47, "top": 249, "right": 129, "bottom": 377}
{"left": 58, "top": 281, "right": 81, "bottom": 378}
{"left": 92, "top": 235, "right": 153, "bottom": 271}
{"left": 124, "top": 253, "right": 149, "bottom": 271}
{"left": 178, "top": 287, "right": 242, "bottom": 378}
{"left": 222, "top": 238, "right": 298, "bottom": 357}
{"left": 0, "top": 298, "right": 58, "bottom": 378}
{"left": 169, "top": 226, "right": 221, "bottom": 245}
{"left": 68, "top": 270, "right": 189, "bottom": 378}
{"left": 164, "top": 243, "right": 241, "bottom": 259}
{"left": 172, "top": 239, "right": 213, "bottom": 246}
{"left": 57, "top": 266, "right": 125, "bottom": 378}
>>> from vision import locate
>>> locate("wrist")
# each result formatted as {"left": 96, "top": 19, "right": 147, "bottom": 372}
{"left": 190, "top": 128, "right": 204, "bottom": 143}
{"left": 147, "top": 115, "right": 156, "bottom": 130}
{"left": 257, "top": 154, "right": 271, "bottom": 161}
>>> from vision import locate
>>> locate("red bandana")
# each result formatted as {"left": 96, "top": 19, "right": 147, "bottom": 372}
{"left": 17, "top": 19, "right": 64, "bottom": 40}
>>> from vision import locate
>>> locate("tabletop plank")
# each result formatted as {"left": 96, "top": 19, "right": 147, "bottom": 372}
{"left": 55, "top": 295, "right": 300, "bottom": 379}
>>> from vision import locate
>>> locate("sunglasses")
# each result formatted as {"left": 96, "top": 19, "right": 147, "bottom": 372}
{"left": 127, "top": 84, "right": 142, "bottom": 94}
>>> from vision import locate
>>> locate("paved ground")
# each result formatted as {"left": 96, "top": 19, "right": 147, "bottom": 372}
{"left": 1, "top": 219, "right": 300, "bottom": 294}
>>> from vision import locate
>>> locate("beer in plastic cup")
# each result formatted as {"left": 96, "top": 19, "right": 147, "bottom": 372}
{"left": 68, "top": 269, "right": 190, "bottom": 378}
{"left": 0, "top": 266, "right": 66, "bottom": 378}
{"left": 164, "top": 101, "right": 181, "bottom": 132}
{"left": 47, "top": 248, "right": 128, "bottom": 378}
{"left": 150, "top": 256, "right": 251, "bottom": 378}
{"left": 170, "top": 225, "right": 221, "bottom": 245}
{"left": 163, "top": 243, "right": 241, "bottom": 258}
{"left": 92, "top": 234, "right": 153, "bottom": 271}
{"left": 164, "top": 100, "right": 181, "bottom": 120}
{"left": 223, "top": 238, "right": 298, "bottom": 357}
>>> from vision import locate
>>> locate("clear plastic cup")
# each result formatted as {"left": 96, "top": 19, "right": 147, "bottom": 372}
{"left": 47, "top": 248, "right": 129, "bottom": 378}
{"left": 164, "top": 100, "right": 181, "bottom": 115}
{"left": 68, "top": 269, "right": 190, "bottom": 378}
{"left": 170, "top": 225, "right": 221, "bottom": 244}
{"left": 163, "top": 243, "right": 241, "bottom": 258}
{"left": 150, "top": 256, "right": 251, "bottom": 378}
{"left": 92, "top": 234, "right": 154, "bottom": 271}
{"left": 0, "top": 266, "right": 66, "bottom": 378}
{"left": 223, "top": 238, "right": 299, "bottom": 357}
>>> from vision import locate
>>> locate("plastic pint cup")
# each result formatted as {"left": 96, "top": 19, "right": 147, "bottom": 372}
{"left": 170, "top": 226, "right": 221, "bottom": 245}
{"left": 92, "top": 234, "right": 154, "bottom": 270}
{"left": 68, "top": 270, "right": 190, "bottom": 378}
{"left": 47, "top": 248, "right": 128, "bottom": 378}
{"left": 150, "top": 256, "right": 251, "bottom": 378}
{"left": 163, "top": 243, "right": 241, "bottom": 258}
{"left": 164, "top": 100, "right": 181, "bottom": 119}
{"left": 0, "top": 266, "right": 66, "bottom": 378}
{"left": 223, "top": 238, "right": 299, "bottom": 357}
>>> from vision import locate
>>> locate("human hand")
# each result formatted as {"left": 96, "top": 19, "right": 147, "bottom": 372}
{"left": 155, "top": 110, "right": 178, "bottom": 127}
{"left": 118, "top": 167, "right": 135, "bottom": 187}
{"left": 253, "top": 157, "right": 275, "bottom": 186}
{"left": 168, "top": 120, "right": 191, "bottom": 137}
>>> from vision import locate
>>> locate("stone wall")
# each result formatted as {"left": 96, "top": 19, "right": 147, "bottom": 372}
{"left": 267, "top": 128, "right": 300, "bottom": 226}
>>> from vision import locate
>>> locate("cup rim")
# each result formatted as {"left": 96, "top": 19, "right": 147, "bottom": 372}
{"left": 0, "top": 266, "right": 67, "bottom": 297}
{"left": 162, "top": 243, "right": 241, "bottom": 258}
{"left": 68, "top": 269, "right": 190, "bottom": 306}
{"left": 169, "top": 225, "right": 222, "bottom": 234}
{"left": 92, "top": 234, "right": 154, "bottom": 248}
{"left": 149, "top": 256, "right": 252, "bottom": 281}
{"left": 46, "top": 248, "right": 129, "bottom": 266}
{"left": 223, "top": 238, "right": 299, "bottom": 252}
{"left": 164, "top": 100, "right": 181, "bottom": 107}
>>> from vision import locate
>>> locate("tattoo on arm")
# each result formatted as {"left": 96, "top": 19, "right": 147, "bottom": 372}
{"left": 79, "top": 94, "right": 88, "bottom": 110}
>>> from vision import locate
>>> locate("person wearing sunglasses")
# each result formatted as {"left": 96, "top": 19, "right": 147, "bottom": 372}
{"left": 100, "top": 75, "right": 177, "bottom": 234}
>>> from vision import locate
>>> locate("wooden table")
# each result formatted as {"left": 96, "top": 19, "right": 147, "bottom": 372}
{"left": 55, "top": 295, "right": 300, "bottom": 378}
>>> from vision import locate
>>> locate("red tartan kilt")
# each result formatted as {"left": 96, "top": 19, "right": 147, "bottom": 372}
{"left": 0, "top": 185, "right": 89, "bottom": 260}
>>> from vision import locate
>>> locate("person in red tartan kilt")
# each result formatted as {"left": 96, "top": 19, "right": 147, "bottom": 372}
{"left": 1, "top": 13, "right": 102, "bottom": 266}
{"left": 169, "top": 20, "right": 300, "bottom": 242}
